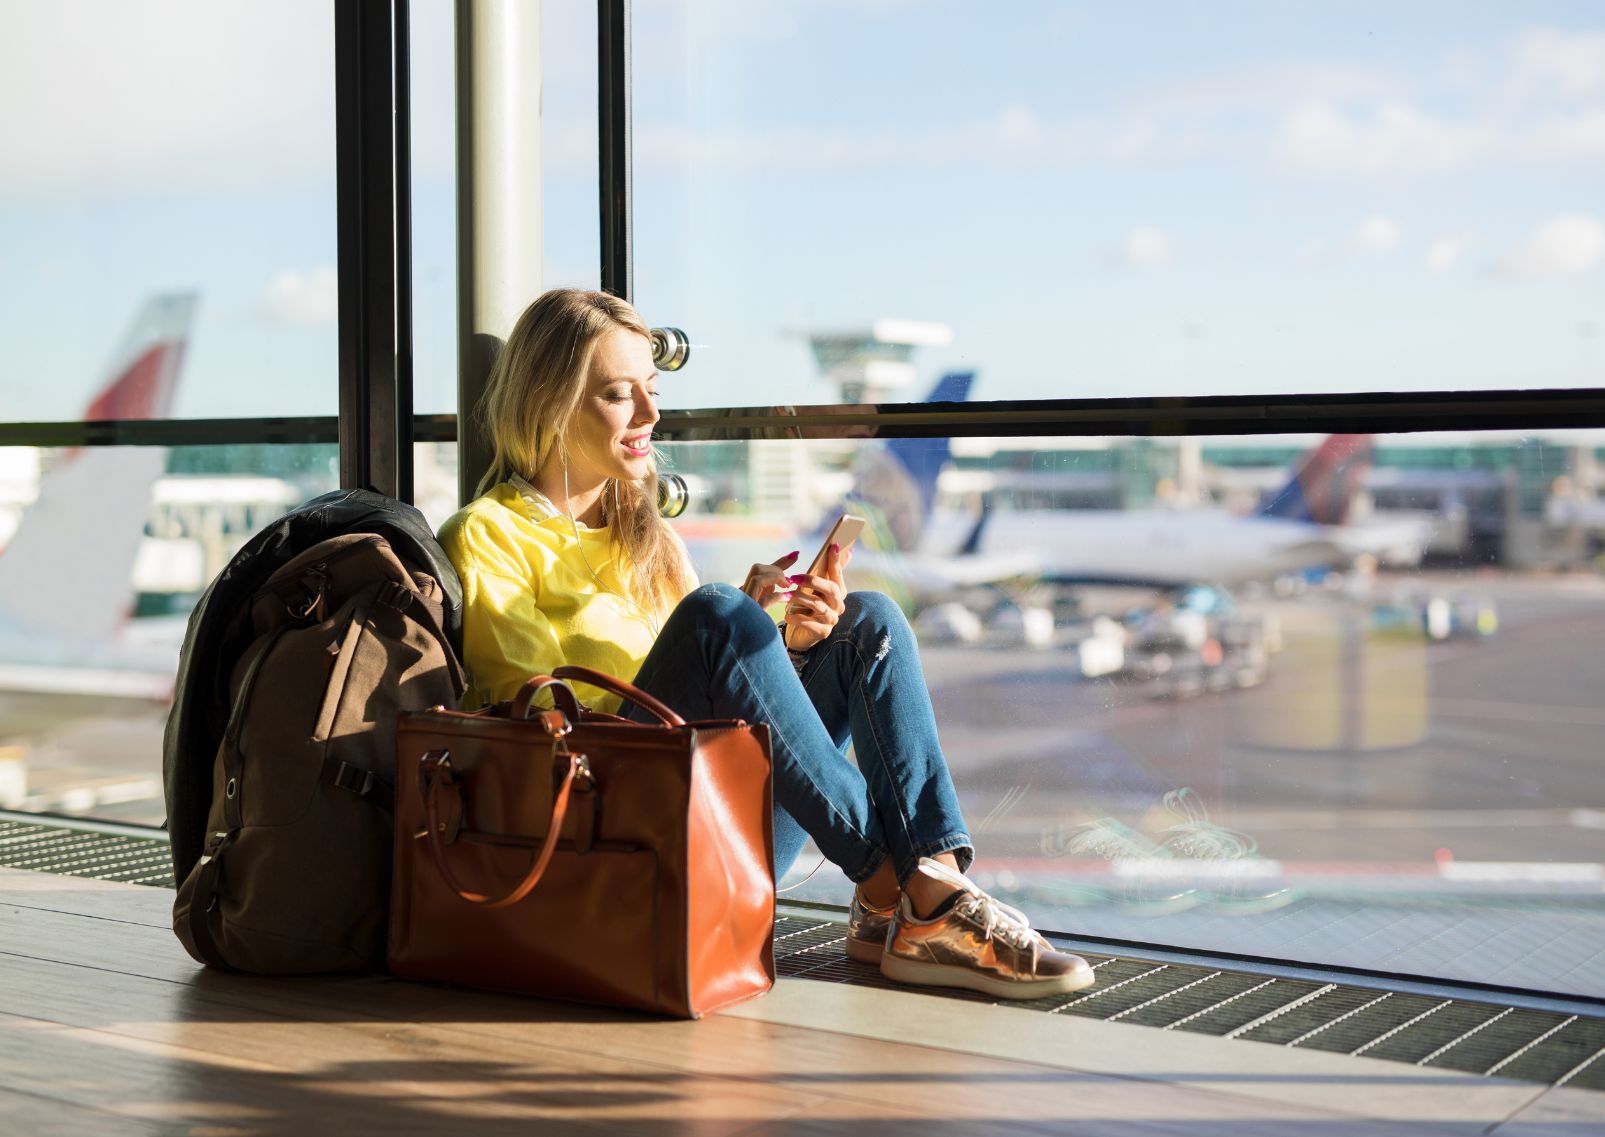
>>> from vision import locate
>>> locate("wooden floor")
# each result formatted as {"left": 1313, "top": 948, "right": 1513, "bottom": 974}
{"left": 2, "top": 866, "right": 1602, "bottom": 1136}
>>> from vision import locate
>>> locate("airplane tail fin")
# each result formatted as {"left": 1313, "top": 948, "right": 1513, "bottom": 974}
{"left": 79, "top": 294, "right": 193, "bottom": 423}
{"left": 1257, "top": 434, "right": 1373, "bottom": 526}
{"left": 883, "top": 371, "right": 973, "bottom": 519}
{"left": 847, "top": 371, "right": 973, "bottom": 550}
{"left": 0, "top": 294, "right": 196, "bottom": 660}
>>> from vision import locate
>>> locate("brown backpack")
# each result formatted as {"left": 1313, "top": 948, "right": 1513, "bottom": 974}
{"left": 173, "top": 532, "right": 466, "bottom": 973}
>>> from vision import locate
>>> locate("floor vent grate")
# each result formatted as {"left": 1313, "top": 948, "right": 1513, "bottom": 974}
{"left": 771, "top": 914, "right": 1605, "bottom": 1092}
{"left": 0, "top": 817, "right": 175, "bottom": 888}
{"left": 5, "top": 815, "right": 1600, "bottom": 1092}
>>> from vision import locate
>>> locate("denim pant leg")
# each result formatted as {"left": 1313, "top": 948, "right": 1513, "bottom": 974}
{"left": 796, "top": 590, "right": 973, "bottom": 884}
{"left": 625, "top": 583, "right": 888, "bottom": 884}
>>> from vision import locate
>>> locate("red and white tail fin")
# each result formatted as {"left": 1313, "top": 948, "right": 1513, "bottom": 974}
{"left": 82, "top": 293, "right": 193, "bottom": 423}
{"left": 0, "top": 294, "right": 196, "bottom": 662}
{"left": 1257, "top": 435, "right": 1374, "bottom": 528}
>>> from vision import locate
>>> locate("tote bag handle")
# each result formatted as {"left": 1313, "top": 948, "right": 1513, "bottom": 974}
{"left": 419, "top": 747, "right": 590, "bottom": 909}
{"left": 553, "top": 665, "right": 685, "bottom": 726}
{"left": 508, "top": 675, "right": 584, "bottom": 722}
{"left": 508, "top": 669, "right": 685, "bottom": 727}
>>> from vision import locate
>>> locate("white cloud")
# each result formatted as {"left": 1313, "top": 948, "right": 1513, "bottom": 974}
{"left": 1297, "top": 217, "right": 1409, "bottom": 267}
{"left": 1523, "top": 108, "right": 1605, "bottom": 160}
{"left": 1276, "top": 100, "right": 1487, "bottom": 175}
{"left": 607, "top": 25, "right": 1605, "bottom": 181}
{"left": 1508, "top": 26, "right": 1605, "bottom": 101}
{"left": 14, "top": 5, "right": 1589, "bottom": 196}
{"left": 626, "top": 105, "right": 1108, "bottom": 173}
{"left": 1135, "top": 62, "right": 1398, "bottom": 119}
{"left": 1497, "top": 214, "right": 1605, "bottom": 278}
{"left": 261, "top": 267, "right": 339, "bottom": 324}
{"left": 1353, "top": 215, "right": 1402, "bottom": 254}
{"left": 0, "top": 0, "right": 334, "bottom": 198}
{"left": 1295, "top": 237, "right": 1331, "bottom": 267}
{"left": 1425, "top": 235, "right": 1466, "bottom": 273}
{"left": 1119, "top": 227, "right": 1173, "bottom": 268}
{"left": 996, "top": 104, "right": 1046, "bottom": 149}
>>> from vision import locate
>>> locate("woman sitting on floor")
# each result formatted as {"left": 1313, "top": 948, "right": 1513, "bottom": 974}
{"left": 437, "top": 288, "right": 1094, "bottom": 999}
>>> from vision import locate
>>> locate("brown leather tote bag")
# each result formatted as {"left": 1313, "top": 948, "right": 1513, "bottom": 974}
{"left": 387, "top": 665, "right": 776, "bottom": 1019}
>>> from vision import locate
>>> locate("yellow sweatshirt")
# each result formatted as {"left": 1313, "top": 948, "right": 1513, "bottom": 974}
{"left": 437, "top": 478, "right": 695, "bottom": 713}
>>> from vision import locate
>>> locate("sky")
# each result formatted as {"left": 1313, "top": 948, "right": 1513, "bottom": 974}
{"left": 0, "top": 0, "right": 1601, "bottom": 423}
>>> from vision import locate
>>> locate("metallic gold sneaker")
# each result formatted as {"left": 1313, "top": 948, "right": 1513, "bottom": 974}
{"left": 844, "top": 887, "right": 897, "bottom": 963}
{"left": 880, "top": 858, "right": 1096, "bottom": 999}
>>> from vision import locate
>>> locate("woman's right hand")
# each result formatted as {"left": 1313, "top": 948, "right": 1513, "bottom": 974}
{"left": 741, "top": 550, "right": 800, "bottom": 608}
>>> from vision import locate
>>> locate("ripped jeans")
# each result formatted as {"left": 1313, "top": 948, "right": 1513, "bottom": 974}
{"left": 625, "top": 583, "right": 973, "bottom": 886}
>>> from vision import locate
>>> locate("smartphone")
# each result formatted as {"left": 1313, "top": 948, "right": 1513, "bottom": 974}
{"left": 803, "top": 513, "right": 866, "bottom": 577}
{"left": 783, "top": 514, "right": 866, "bottom": 648}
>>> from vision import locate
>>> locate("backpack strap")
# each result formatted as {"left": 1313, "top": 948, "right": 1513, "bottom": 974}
{"left": 375, "top": 579, "right": 467, "bottom": 696}
{"left": 183, "top": 829, "right": 235, "bottom": 970}
{"left": 184, "top": 622, "right": 289, "bottom": 967}
{"left": 219, "top": 624, "right": 293, "bottom": 830}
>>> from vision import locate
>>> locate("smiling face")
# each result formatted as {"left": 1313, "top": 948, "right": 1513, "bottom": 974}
{"left": 564, "top": 326, "right": 660, "bottom": 491}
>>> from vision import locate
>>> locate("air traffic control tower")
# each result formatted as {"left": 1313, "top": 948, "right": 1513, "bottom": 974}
{"left": 807, "top": 319, "right": 953, "bottom": 403}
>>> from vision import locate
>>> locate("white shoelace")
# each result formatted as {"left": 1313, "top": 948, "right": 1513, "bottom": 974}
{"left": 954, "top": 889, "right": 1039, "bottom": 954}
{"left": 915, "top": 857, "right": 1043, "bottom": 956}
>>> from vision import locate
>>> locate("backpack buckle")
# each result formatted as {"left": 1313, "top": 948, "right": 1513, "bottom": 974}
{"left": 330, "top": 760, "right": 374, "bottom": 797}
{"left": 376, "top": 580, "right": 414, "bottom": 613}
{"left": 201, "top": 830, "right": 233, "bottom": 862}
{"left": 288, "top": 566, "right": 329, "bottom": 620}
{"left": 320, "top": 757, "right": 394, "bottom": 812}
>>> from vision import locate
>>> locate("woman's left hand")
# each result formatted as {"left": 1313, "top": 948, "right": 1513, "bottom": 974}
{"left": 782, "top": 542, "right": 852, "bottom": 654}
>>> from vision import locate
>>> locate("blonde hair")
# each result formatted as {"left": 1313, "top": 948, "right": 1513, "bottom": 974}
{"left": 476, "top": 288, "right": 689, "bottom": 614}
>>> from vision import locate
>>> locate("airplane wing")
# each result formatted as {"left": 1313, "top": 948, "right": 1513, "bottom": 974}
{"left": 1331, "top": 517, "right": 1433, "bottom": 568}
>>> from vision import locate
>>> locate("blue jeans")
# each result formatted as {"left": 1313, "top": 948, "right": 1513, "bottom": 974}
{"left": 625, "top": 583, "right": 973, "bottom": 886}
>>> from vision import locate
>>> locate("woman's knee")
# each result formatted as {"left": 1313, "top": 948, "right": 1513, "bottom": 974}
{"left": 839, "top": 590, "right": 913, "bottom": 647}
{"left": 670, "top": 582, "right": 778, "bottom": 652}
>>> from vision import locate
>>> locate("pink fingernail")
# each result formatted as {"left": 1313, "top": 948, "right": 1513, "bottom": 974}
{"left": 787, "top": 575, "right": 805, "bottom": 583}
{"left": 831, "top": 542, "right": 839, "bottom": 553}
{"left": 786, "top": 550, "right": 799, "bottom": 558}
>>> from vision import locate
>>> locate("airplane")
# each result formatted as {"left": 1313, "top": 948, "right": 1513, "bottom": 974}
{"left": 0, "top": 294, "right": 196, "bottom": 722}
{"left": 847, "top": 426, "right": 1429, "bottom": 598}
{"left": 672, "top": 378, "right": 1423, "bottom": 603}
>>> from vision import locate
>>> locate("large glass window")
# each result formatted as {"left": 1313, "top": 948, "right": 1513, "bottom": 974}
{"left": 657, "top": 425, "right": 1605, "bottom": 998}
{"left": 9, "top": 1, "right": 1601, "bottom": 1006}
{"left": 632, "top": 1, "right": 1605, "bottom": 409}
{"left": 0, "top": 1, "right": 340, "bottom": 421}
{"left": 12, "top": 424, "right": 1600, "bottom": 994}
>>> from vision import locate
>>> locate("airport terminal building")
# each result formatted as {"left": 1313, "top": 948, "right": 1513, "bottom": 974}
{"left": 2, "top": 3, "right": 1603, "bottom": 1132}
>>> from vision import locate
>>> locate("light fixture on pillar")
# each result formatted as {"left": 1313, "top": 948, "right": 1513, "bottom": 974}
{"left": 656, "top": 473, "right": 689, "bottom": 518}
{"left": 650, "top": 327, "right": 691, "bottom": 371}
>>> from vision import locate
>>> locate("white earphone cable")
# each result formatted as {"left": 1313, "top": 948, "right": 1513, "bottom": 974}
{"left": 561, "top": 464, "right": 662, "bottom": 640}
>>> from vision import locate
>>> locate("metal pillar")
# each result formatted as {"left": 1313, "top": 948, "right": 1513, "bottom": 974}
{"left": 335, "top": 0, "right": 413, "bottom": 501}
{"left": 455, "top": 0, "right": 544, "bottom": 505}
{"left": 598, "top": 0, "right": 632, "bottom": 301}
